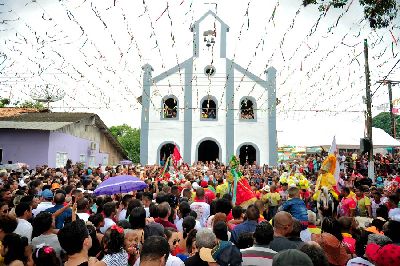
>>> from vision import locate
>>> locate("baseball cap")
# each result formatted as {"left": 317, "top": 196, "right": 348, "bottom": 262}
{"left": 200, "top": 180, "right": 208, "bottom": 188}
{"left": 51, "top": 183, "right": 60, "bottom": 190}
{"left": 41, "top": 189, "right": 53, "bottom": 200}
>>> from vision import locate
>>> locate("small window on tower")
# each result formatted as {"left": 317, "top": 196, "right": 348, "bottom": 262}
{"left": 162, "top": 97, "right": 178, "bottom": 119}
{"left": 204, "top": 65, "right": 216, "bottom": 77}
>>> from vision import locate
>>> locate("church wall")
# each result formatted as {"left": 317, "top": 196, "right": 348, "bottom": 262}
{"left": 147, "top": 71, "right": 185, "bottom": 164}
{"left": 232, "top": 70, "right": 270, "bottom": 164}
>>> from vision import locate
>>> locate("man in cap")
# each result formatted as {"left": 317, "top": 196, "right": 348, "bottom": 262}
{"left": 32, "top": 189, "right": 54, "bottom": 217}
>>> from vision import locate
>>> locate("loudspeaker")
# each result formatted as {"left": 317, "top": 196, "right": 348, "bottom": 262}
{"left": 360, "top": 138, "right": 371, "bottom": 154}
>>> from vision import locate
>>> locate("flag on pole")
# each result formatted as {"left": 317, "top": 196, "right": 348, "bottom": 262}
{"left": 160, "top": 155, "right": 172, "bottom": 180}
{"left": 329, "top": 136, "right": 341, "bottom": 192}
{"left": 172, "top": 145, "right": 182, "bottom": 163}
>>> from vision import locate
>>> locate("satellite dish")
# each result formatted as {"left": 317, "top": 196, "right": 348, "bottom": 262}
{"left": 29, "top": 84, "right": 65, "bottom": 109}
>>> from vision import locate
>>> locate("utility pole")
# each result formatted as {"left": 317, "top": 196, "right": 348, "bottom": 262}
{"left": 377, "top": 80, "right": 400, "bottom": 138}
{"left": 364, "top": 39, "right": 374, "bottom": 182}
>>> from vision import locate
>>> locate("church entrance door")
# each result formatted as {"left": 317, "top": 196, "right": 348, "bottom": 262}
{"left": 239, "top": 145, "right": 257, "bottom": 165}
{"left": 159, "top": 143, "right": 175, "bottom": 164}
{"left": 197, "top": 140, "right": 219, "bottom": 162}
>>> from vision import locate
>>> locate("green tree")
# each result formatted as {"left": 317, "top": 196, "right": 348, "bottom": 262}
{"left": 109, "top": 124, "right": 140, "bottom": 163}
{"left": 0, "top": 98, "right": 10, "bottom": 107}
{"left": 372, "top": 112, "right": 400, "bottom": 138}
{"left": 303, "top": 0, "right": 398, "bottom": 29}
{"left": 18, "top": 100, "right": 45, "bottom": 110}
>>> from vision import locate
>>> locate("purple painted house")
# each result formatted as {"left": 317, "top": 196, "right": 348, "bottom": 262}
{"left": 0, "top": 109, "right": 127, "bottom": 168}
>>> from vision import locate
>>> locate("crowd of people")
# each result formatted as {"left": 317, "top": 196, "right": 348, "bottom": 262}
{"left": 0, "top": 153, "right": 399, "bottom": 266}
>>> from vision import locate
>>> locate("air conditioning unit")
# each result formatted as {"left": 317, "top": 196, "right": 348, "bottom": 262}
{"left": 90, "top": 142, "right": 97, "bottom": 150}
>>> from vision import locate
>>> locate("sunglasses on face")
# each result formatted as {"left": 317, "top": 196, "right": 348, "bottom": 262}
{"left": 173, "top": 239, "right": 180, "bottom": 245}
{"left": 2, "top": 209, "right": 8, "bottom": 214}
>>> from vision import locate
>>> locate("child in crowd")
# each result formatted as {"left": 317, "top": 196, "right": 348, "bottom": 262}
{"left": 280, "top": 186, "right": 308, "bottom": 225}
{"left": 32, "top": 246, "right": 60, "bottom": 266}
{"left": 100, "top": 225, "right": 128, "bottom": 266}
{"left": 124, "top": 229, "right": 143, "bottom": 266}
{"left": 262, "top": 184, "right": 281, "bottom": 220}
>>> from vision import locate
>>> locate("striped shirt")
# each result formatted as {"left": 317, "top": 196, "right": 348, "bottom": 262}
{"left": 241, "top": 245, "right": 277, "bottom": 266}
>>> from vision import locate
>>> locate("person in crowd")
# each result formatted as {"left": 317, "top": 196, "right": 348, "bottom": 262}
{"left": 338, "top": 216, "right": 356, "bottom": 255}
{"left": 119, "top": 194, "right": 133, "bottom": 221}
{"left": 241, "top": 221, "right": 277, "bottom": 266}
{"left": 100, "top": 202, "right": 117, "bottom": 234}
{"left": 45, "top": 193, "right": 72, "bottom": 229}
{"left": 129, "top": 207, "right": 165, "bottom": 240}
{"left": 154, "top": 202, "right": 177, "bottom": 230}
{"left": 299, "top": 242, "right": 329, "bottom": 266}
{"left": 383, "top": 220, "right": 400, "bottom": 245}
{"left": 32, "top": 189, "right": 54, "bottom": 217}
{"left": 57, "top": 219, "right": 100, "bottom": 266}
{"left": 371, "top": 191, "right": 383, "bottom": 218}
{"left": 236, "top": 232, "right": 254, "bottom": 250}
{"left": 99, "top": 225, "right": 128, "bottom": 266}
{"left": 175, "top": 201, "right": 201, "bottom": 232}
{"left": 269, "top": 211, "right": 297, "bottom": 252}
{"left": 1, "top": 233, "right": 29, "bottom": 266}
{"left": 230, "top": 205, "right": 259, "bottom": 245}
{"left": 287, "top": 219, "right": 305, "bottom": 248}
{"left": 227, "top": 206, "right": 244, "bottom": 231}
{"left": 32, "top": 246, "right": 61, "bottom": 266}
{"left": 13, "top": 202, "right": 33, "bottom": 243}
{"left": 338, "top": 187, "right": 357, "bottom": 217}
{"left": 355, "top": 186, "right": 372, "bottom": 217}
{"left": 190, "top": 188, "right": 210, "bottom": 227}
{"left": 139, "top": 236, "right": 170, "bottom": 266}
{"left": 272, "top": 249, "right": 313, "bottom": 266}
{"left": 280, "top": 187, "right": 308, "bottom": 225}
{"left": 185, "top": 229, "right": 216, "bottom": 266}
{"left": 262, "top": 184, "right": 281, "bottom": 220}
{"left": 142, "top": 192, "right": 152, "bottom": 218}
{"left": 124, "top": 229, "right": 142, "bottom": 265}
{"left": 31, "top": 211, "right": 62, "bottom": 258}
{"left": 163, "top": 228, "right": 185, "bottom": 265}
{"left": 89, "top": 213, "right": 105, "bottom": 243}
{"left": 76, "top": 198, "right": 91, "bottom": 222}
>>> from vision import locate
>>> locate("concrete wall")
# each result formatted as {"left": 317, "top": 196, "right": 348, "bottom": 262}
{"left": 0, "top": 129, "right": 50, "bottom": 167}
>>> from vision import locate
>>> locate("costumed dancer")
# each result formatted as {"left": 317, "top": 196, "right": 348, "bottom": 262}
{"left": 227, "top": 156, "right": 257, "bottom": 208}
{"left": 313, "top": 154, "right": 340, "bottom": 201}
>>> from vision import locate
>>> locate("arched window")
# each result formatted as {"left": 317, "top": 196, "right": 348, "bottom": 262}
{"left": 240, "top": 98, "right": 255, "bottom": 120}
{"left": 162, "top": 96, "right": 178, "bottom": 119}
{"left": 201, "top": 96, "right": 217, "bottom": 120}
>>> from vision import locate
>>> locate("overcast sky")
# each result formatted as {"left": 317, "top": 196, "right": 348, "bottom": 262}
{"left": 0, "top": 0, "right": 399, "bottom": 130}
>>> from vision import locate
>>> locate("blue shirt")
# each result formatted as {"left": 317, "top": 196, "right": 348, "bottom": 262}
{"left": 281, "top": 198, "right": 308, "bottom": 222}
{"left": 45, "top": 204, "right": 72, "bottom": 229}
{"left": 230, "top": 220, "right": 258, "bottom": 245}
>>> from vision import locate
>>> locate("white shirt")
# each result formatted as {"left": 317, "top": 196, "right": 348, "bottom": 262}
{"left": 76, "top": 212, "right": 90, "bottom": 222}
{"left": 389, "top": 208, "right": 400, "bottom": 222}
{"left": 118, "top": 209, "right": 127, "bottom": 221}
{"left": 100, "top": 217, "right": 116, "bottom": 234}
{"left": 133, "top": 254, "right": 184, "bottom": 266}
{"left": 32, "top": 201, "right": 54, "bottom": 217}
{"left": 175, "top": 218, "right": 201, "bottom": 232}
{"left": 14, "top": 218, "right": 33, "bottom": 243}
{"left": 190, "top": 201, "right": 210, "bottom": 227}
{"left": 144, "top": 207, "right": 150, "bottom": 218}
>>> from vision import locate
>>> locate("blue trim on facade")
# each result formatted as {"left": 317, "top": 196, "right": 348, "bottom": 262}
{"left": 140, "top": 64, "right": 153, "bottom": 165}
{"left": 266, "top": 67, "right": 277, "bottom": 166}
{"left": 226, "top": 59, "right": 235, "bottom": 164}
{"left": 184, "top": 58, "right": 193, "bottom": 163}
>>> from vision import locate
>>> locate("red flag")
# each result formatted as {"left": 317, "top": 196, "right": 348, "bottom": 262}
{"left": 173, "top": 145, "right": 182, "bottom": 162}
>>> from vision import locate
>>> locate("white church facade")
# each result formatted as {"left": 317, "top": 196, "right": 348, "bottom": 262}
{"left": 140, "top": 11, "right": 277, "bottom": 166}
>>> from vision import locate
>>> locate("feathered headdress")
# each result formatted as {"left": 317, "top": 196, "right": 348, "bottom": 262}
{"left": 321, "top": 154, "right": 336, "bottom": 175}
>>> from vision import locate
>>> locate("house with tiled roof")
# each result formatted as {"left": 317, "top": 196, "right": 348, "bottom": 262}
{"left": 0, "top": 108, "right": 127, "bottom": 168}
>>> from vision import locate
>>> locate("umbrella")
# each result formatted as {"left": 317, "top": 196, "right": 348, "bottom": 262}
{"left": 120, "top": 160, "right": 133, "bottom": 165}
{"left": 93, "top": 175, "right": 147, "bottom": 196}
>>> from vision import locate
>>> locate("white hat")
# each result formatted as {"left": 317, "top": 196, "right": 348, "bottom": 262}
{"left": 262, "top": 185, "right": 270, "bottom": 192}
{"left": 192, "top": 182, "right": 200, "bottom": 190}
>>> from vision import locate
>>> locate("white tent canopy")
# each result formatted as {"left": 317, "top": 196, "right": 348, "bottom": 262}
{"left": 277, "top": 119, "right": 400, "bottom": 149}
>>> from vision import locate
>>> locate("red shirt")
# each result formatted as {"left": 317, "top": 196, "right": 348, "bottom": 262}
{"left": 154, "top": 217, "right": 177, "bottom": 230}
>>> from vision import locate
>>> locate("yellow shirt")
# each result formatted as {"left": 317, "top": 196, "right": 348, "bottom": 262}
{"left": 357, "top": 196, "right": 371, "bottom": 217}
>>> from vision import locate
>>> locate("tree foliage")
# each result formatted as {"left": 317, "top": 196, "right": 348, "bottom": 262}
{"left": 109, "top": 124, "right": 140, "bottom": 163}
{"left": 18, "top": 100, "right": 46, "bottom": 110}
{"left": 372, "top": 112, "right": 400, "bottom": 138}
{"left": 0, "top": 98, "right": 10, "bottom": 108}
{"left": 303, "top": 0, "right": 398, "bottom": 29}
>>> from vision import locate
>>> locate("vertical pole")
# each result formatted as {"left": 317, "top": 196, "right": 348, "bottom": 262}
{"left": 388, "top": 82, "right": 396, "bottom": 138}
{"left": 364, "top": 39, "right": 374, "bottom": 182}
